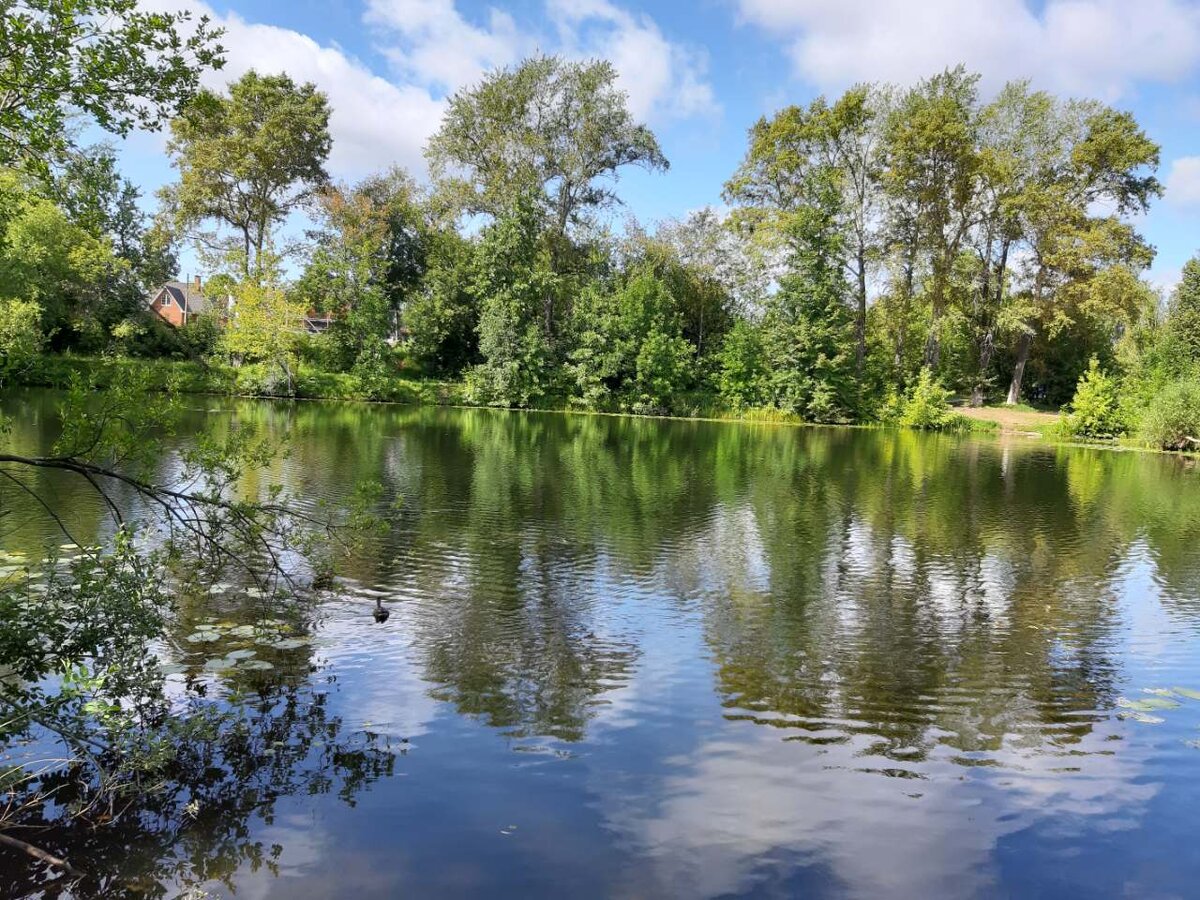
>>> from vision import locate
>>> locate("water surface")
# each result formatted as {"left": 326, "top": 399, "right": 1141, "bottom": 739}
{"left": 3, "top": 391, "right": 1200, "bottom": 898}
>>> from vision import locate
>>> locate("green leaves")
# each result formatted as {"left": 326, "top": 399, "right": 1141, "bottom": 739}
{"left": 427, "top": 55, "right": 667, "bottom": 236}
{"left": 0, "top": 0, "right": 225, "bottom": 172}
{"left": 164, "top": 70, "right": 331, "bottom": 280}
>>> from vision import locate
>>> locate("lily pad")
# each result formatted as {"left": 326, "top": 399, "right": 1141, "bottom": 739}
{"left": 1117, "top": 697, "right": 1179, "bottom": 712}
{"left": 1143, "top": 688, "right": 1177, "bottom": 697}
{"left": 260, "top": 637, "right": 310, "bottom": 650}
{"left": 228, "top": 624, "right": 258, "bottom": 638}
{"left": 185, "top": 631, "right": 222, "bottom": 643}
{"left": 239, "top": 659, "right": 274, "bottom": 670}
{"left": 1172, "top": 687, "right": 1200, "bottom": 701}
{"left": 203, "top": 657, "right": 233, "bottom": 671}
{"left": 1118, "top": 711, "right": 1165, "bottom": 725}
{"left": 226, "top": 649, "right": 257, "bottom": 660}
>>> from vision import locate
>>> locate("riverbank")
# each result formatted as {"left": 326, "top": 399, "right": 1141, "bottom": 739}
{"left": 14, "top": 353, "right": 1110, "bottom": 441}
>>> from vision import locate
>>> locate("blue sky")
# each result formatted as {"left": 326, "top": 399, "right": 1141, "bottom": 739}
{"left": 127, "top": 0, "right": 1200, "bottom": 290}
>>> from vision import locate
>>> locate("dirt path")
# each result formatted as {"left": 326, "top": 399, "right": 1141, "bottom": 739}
{"left": 956, "top": 405, "right": 1061, "bottom": 435}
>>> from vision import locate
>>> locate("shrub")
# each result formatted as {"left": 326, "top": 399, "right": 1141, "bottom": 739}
{"left": 0, "top": 298, "right": 44, "bottom": 386}
{"left": 1063, "top": 357, "right": 1125, "bottom": 439}
{"left": 1140, "top": 379, "right": 1200, "bottom": 452}
{"left": 895, "top": 369, "right": 960, "bottom": 430}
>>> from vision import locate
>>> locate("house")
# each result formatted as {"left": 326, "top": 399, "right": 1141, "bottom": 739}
{"left": 147, "top": 277, "right": 213, "bottom": 327}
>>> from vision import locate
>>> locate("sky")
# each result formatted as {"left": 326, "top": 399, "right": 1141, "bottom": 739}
{"left": 123, "top": 0, "right": 1200, "bottom": 291}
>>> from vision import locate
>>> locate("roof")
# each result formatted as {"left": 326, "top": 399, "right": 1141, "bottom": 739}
{"left": 149, "top": 281, "right": 211, "bottom": 314}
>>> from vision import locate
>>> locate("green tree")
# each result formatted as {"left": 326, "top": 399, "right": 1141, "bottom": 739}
{"left": 881, "top": 67, "right": 980, "bottom": 372}
{"left": 221, "top": 279, "right": 308, "bottom": 395}
{"left": 716, "top": 318, "right": 767, "bottom": 408}
{"left": 0, "top": 296, "right": 44, "bottom": 384}
{"left": 162, "top": 70, "right": 331, "bottom": 280}
{"left": 428, "top": 55, "right": 667, "bottom": 245}
{"left": 467, "top": 198, "right": 560, "bottom": 407}
{"left": 726, "top": 85, "right": 884, "bottom": 378}
{"left": 0, "top": 170, "right": 117, "bottom": 341}
{"left": 1003, "top": 104, "right": 1159, "bottom": 404}
{"left": 0, "top": 0, "right": 224, "bottom": 170}
{"left": 567, "top": 269, "right": 695, "bottom": 411}
{"left": 760, "top": 174, "right": 857, "bottom": 421}
{"left": 299, "top": 168, "right": 428, "bottom": 372}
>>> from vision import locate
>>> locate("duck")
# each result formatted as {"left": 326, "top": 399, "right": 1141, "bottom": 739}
{"left": 373, "top": 598, "right": 390, "bottom": 623}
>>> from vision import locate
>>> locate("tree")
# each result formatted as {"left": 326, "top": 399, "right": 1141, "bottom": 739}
{"left": 0, "top": 0, "right": 224, "bottom": 171}
{"left": 162, "top": 70, "right": 332, "bottom": 280}
{"left": 963, "top": 82, "right": 1056, "bottom": 405}
{"left": 567, "top": 269, "right": 695, "bottom": 411}
{"left": 299, "top": 168, "right": 428, "bottom": 372}
{"left": 760, "top": 173, "right": 857, "bottom": 421}
{"left": 0, "top": 296, "right": 43, "bottom": 385}
{"left": 221, "top": 279, "right": 308, "bottom": 395}
{"left": 1165, "top": 255, "right": 1200, "bottom": 364}
{"left": 467, "top": 197, "right": 561, "bottom": 407}
{"left": 427, "top": 55, "right": 667, "bottom": 245}
{"left": 0, "top": 170, "right": 117, "bottom": 342}
{"left": 726, "top": 86, "right": 884, "bottom": 379}
{"left": 881, "top": 67, "right": 980, "bottom": 372}
{"left": 1003, "top": 104, "right": 1159, "bottom": 404}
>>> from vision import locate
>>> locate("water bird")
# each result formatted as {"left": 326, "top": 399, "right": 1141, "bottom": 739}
{"left": 373, "top": 598, "right": 390, "bottom": 623}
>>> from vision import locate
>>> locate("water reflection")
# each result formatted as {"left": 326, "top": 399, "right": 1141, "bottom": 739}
{"left": 3, "top": 391, "right": 1200, "bottom": 897}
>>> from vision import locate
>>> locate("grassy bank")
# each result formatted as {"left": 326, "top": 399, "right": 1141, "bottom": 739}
{"left": 14, "top": 353, "right": 1009, "bottom": 437}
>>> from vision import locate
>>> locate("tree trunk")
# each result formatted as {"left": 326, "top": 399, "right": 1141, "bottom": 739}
{"left": 971, "top": 328, "right": 994, "bottom": 407}
{"left": 1006, "top": 330, "right": 1032, "bottom": 405}
{"left": 855, "top": 246, "right": 867, "bottom": 380}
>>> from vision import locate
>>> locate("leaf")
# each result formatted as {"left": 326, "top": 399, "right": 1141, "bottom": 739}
{"left": 226, "top": 649, "right": 257, "bottom": 660}
{"left": 186, "top": 631, "right": 221, "bottom": 643}
{"left": 1117, "top": 697, "right": 1179, "bottom": 712}
{"left": 239, "top": 659, "right": 274, "bottom": 670}
{"left": 1171, "top": 687, "right": 1200, "bottom": 701}
{"left": 1118, "top": 711, "right": 1165, "bottom": 725}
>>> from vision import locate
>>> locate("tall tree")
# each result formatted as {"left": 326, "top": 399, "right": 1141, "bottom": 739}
{"left": 1004, "top": 104, "right": 1159, "bottom": 404}
{"left": 299, "top": 168, "right": 429, "bottom": 371}
{"left": 724, "top": 86, "right": 884, "bottom": 379}
{"left": 964, "top": 82, "right": 1056, "bottom": 405}
{"left": 881, "top": 67, "right": 980, "bottom": 372}
{"left": 427, "top": 55, "right": 667, "bottom": 247}
{"left": 161, "top": 70, "right": 331, "bottom": 280}
{"left": 0, "top": 0, "right": 224, "bottom": 171}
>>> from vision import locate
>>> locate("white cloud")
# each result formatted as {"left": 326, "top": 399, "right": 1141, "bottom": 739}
{"left": 366, "top": 0, "right": 719, "bottom": 122}
{"left": 1166, "top": 156, "right": 1200, "bottom": 207}
{"left": 546, "top": 0, "right": 719, "bottom": 121}
{"left": 736, "top": 0, "right": 1200, "bottom": 98}
{"left": 143, "top": 0, "right": 445, "bottom": 178}
{"left": 364, "top": 0, "right": 527, "bottom": 93}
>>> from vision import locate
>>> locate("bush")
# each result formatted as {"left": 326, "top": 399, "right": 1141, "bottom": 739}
{"left": 0, "top": 298, "right": 45, "bottom": 386}
{"left": 1140, "top": 379, "right": 1200, "bottom": 452}
{"left": 1063, "top": 357, "right": 1125, "bottom": 439}
{"left": 893, "top": 369, "right": 960, "bottom": 430}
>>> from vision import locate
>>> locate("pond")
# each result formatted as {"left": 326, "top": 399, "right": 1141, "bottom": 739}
{"left": 3, "top": 390, "right": 1200, "bottom": 898}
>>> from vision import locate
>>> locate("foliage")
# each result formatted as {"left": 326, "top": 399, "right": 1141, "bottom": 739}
{"left": 297, "top": 168, "right": 428, "bottom": 372}
{"left": 1062, "top": 357, "right": 1125, "bottom": 439}
{"left": 716, "top": 318, "right": 767, "bottom": 408}
{"left": 759, "top": 174, "right": 858, "bottom": 422}
{"left": 162, "top": 70, "right": 331, "bottom": 280}
{"left": 428, "top": 55, "right": 667, "bottom": 241}
{"left": 0, "top": 0, "right": 224, "bottom": 171}
{"left": 887, "top": 368, "right": 960, "bottom": 430}
{"left": 567, "top": 270, "right": 695, "bottom": 411}
{"left": 1139, "top": 379, "right": 1200, "bottom": 452}
{"left": 220, "top": 280, "right": 308, "bottom": 395}
{"left": 0, "top": 170, "right": 119, "bottom": 339}
{"left": 467, "top": 198, "right": 561, "bottom": 407}
{"left": 0, "top": 297, "right": 44, "bottom": 384}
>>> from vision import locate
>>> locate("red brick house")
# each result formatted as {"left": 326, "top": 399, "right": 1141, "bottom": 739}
{"left": 147, "top": 277, "right": 212, "bottom": 327}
